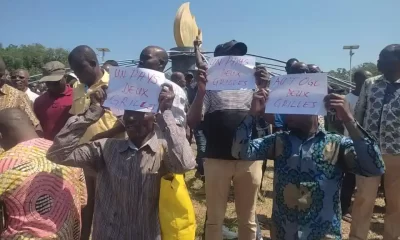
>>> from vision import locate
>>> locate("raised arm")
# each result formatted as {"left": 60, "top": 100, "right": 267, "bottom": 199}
{"left": 187, "top": 68, "right": 208, "bottom": 129}
{"left": 46, "top": 104, "right": 106, "bottom": 175}
{"left": 232, "top": 115, "right": 276, "bottom": 160}
{"left": 324, "top": 93, "right": 384, "bottom": 176}
{"left": 339, "top": 121, "right": 384, "bottom": 176}
{"left": 158, "top": 83, "right": 196, "bottom": 173}
{"left": 158, "top": 110, "right": 196, "bottom": 173}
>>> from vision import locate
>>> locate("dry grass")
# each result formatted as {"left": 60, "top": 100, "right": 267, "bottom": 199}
{"left": 186, "top": 161, "right": 385, "bottom": 240}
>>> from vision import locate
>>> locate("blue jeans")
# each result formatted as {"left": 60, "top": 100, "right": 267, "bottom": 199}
{"left": 193, "top": 128, "right": 206, "bottom": 175}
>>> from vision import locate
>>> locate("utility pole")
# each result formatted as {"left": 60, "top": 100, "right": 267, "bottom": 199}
{"left": 96, "top": 48, "right": 110, "bottom": 62}
{"left": 343, "top": 45, "right": 359, "bottom": 82}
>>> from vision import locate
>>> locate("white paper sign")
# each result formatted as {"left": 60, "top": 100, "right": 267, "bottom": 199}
{"left": 265, "top": 73, "right": 328, "bottom": 115}
{"left": 103, "top": 67, "right": 165, "bottom": 113}
{"left": 206, "top": 56, "right": 256, "bottom": 90}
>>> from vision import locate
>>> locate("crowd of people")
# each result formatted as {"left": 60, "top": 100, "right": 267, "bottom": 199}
{"left": 0, "top": 41, "right": 399, "bottom": 240}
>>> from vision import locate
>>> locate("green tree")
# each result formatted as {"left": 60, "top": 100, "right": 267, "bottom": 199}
{"left": 0, "top": 43, "right": 70, "bottom": 79}
{"left": 328, "top": 62, "right": 380, "bottom": 80}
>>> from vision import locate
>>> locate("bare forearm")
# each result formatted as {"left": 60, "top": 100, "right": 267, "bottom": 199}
{"left": 187, "top": 91, "right": 205, "bottom": 129}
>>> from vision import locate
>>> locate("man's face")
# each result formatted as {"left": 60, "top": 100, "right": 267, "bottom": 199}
{"left": 11, "top": 70, "right": 28, "bottom": 91}
{"left": 123, "top": 111, "right": 155, "bottom": 141}
{"left": 285, "top": 114, "right": 316, "bottom": 132}
{"left": 45, "top": 78, "right": 66, "bottom": 95}
{"left": 70, "top": 60, "right": 98, "bottom": 86}
{"left": 139, "top": 50, "right": 160, "bottom": 71}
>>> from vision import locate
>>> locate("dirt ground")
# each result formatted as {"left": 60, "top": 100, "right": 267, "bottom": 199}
{"left": 186, "top": 161, "right": 385, "bottom": 240}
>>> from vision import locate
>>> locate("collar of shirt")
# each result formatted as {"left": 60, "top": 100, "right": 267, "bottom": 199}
{"left": 118, "top": 132, "right": 159, "bottom": 153}
{"left": 86, "top": 70, "right": 109, "bottom": 93}
{"left": 60, "top": 85, "right": 73, "bottom": 96}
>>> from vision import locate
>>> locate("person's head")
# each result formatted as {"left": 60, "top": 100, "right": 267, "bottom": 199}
{"left": 377, "top": 44, "right": 400, "bottom": 82}
{"left": 0, "top": 108, "right": 38, "bottom": 150}
{"left": 11, "top": 69, "right": 30, "bottom": 92}
{"left": 214, "top": 40, "right": 247, "bottom": 57}
{"left": 285, "top": 114, "right": 319, "bottom": 136}
{"left": 68, "top": 45, "right": 102, "bottom": 86}
{"left": 39, "top": 61, "right": 68, "bottom": 95}
{"left": 123, "top": 111, "right": 155, "bottom": 145}
{"left": 285, "top": 58, "right": 299, "bottom": 73}
{"left": 307, "top": 64, "right": 322, "bottom": 73}
{"left": 289, "top": 62, "right": 309, "bottom": 74}
{"left": 65, "top": 72, "right": 78, "bottom": 87}
{"left": 138, "top": 46, "right": 169, "bottom": 72}
{"left": 170, "top": 72, "right": 186, "bottom": 88}
{"left": 102, "top": 60, "right": 119, "bottom": 73}
{"left": 353, "top": 70, "right": 372, "bottom": 89}
{"left": 185, "top": 72, "right": 194, "bottom": 85}
{"left": 29, "top": 82, "right": 38, "bottom": 93}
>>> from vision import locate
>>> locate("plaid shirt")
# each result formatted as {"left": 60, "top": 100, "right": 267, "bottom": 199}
{"left": 46, "top": 105, "right": 195, "bottom": 240}
{"left": 354, "top": 75, "right": 400, "bottom": 154}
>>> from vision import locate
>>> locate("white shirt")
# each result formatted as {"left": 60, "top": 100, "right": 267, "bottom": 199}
{"left": 344, "top": 92, "right": 359, "bottom": 136}
{"left": 25, "top": 88, "right": 39, "bottom": 103}
{"left": 165, "top": 79, "right": 188, "bottom": 126}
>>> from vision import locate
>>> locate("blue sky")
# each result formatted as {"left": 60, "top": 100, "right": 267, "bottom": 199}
{"left": 2, "top": 0, "right": 399, "bottom": 71}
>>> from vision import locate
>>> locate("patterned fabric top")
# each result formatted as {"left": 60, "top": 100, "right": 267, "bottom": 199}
{"left": 354, "top": 75, "right": 400, "bottom": 154}
{"left": 46, "top": 105, "right": 196, "bottom": 240}
{"left": 232, "top": 115, "right": 384, "bottom": 240}
{"left": 0, "top": 138, "right": 87, "bottom": 240}
{"left": 0, "top": 84, "right": 39, "bottom": 127}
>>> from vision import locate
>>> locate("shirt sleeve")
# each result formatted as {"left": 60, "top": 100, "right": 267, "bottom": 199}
{"left": 46, "top": 105, "right": 107, "bottom": 175}
{"left": 158, "top": 110, "right": 196, "bottom": 173}
{"left": 354, "top": 81, "right": 368, "bottom": 125}
{"left": 339, "top": 123, "right": 385, "bottom": 177}
{"left": 232, "top": 115, "right": 276, "bottom": 161}
{"left": 19, "top": 93, "right": 39, "bottom": 127}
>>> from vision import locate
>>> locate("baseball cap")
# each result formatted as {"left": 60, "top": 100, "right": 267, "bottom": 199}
{"left": 214, "top": 40, "right": 247, "bottom": 57}
{"left": 39, "top": 61, "right": 66, "bottom": 82}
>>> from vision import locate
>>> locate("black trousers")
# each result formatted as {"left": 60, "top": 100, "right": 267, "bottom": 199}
{"left": 341, "top": 173, "right": 356, "bottom": 215}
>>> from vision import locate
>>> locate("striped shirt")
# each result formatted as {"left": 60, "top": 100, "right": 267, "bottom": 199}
{"left": 46, "top": 105, "right": 196, "bottom": 240}
{"left": 0, "top": 138, "right": 86, "bottom": 240}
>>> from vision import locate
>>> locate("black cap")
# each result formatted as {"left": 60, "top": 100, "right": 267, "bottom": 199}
{"left": 214, "top": 40, "right": 247, "bottom": 57}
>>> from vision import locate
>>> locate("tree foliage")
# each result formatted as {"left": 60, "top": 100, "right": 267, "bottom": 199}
{"left": 328, "top": 62, "right": 380, "bottom": 80}
{"left": 0, "top": 43, "right": 70, "bottom": 77}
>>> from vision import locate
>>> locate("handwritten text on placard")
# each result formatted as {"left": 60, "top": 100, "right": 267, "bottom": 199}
{"left": 265, "top": 73, "right": 328, "bottom": 115}
{"left": 206, "top": 56, "right": 256, "bottom": 91}
{"left": 103, "top": 67, "right": 165, "bottom": 113}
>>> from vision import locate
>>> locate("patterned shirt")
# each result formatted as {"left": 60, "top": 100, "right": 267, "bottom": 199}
{"left": 232, "top": 115, "right": 384, "bottom": 240}
{"left": 0, "top": 84, "right": 39, "bottom": 127}
{"left": 0, "top": 138, "right": 86, "bottom": 240}
{"left": 354, "top": 75, "right": 400, "bottom": 154}
{"left": 46, "top": 105, "right": 196, "bottom": 240}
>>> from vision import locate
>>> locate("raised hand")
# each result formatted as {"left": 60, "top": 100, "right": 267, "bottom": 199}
{"left": 250, "top": 88, "right": 269, "bottom": 117}
{"left": 158, "top": 83, "right": 175, "bottom": 113}
{"left": 90, "top": 85, "right": 108, "bottom": 106}
{"left": 324, "top": 93, "right": 354, "bottom": 122}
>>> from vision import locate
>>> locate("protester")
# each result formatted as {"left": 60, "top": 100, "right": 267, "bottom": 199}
{"left": 171, "top": 71, "right": 186, "bottom": 88}
{"left": 0, "top": 108, "right": 86, "bottom": 240}
{"left": 307, "top": 64, "right": 322, "bottom": 73}
{"left": 3, "top": 69, "right": 10, "bottom": 85}
{"left": 351, "top": 44, "right": 400, "bottom": 240}
{"left": 34, "top": 61, "right": 73, "bottom": 140}
{"left": 46, "top": 82, "right": 195, "bottom": 239}
{"left": 67, "top": 45, "right": 124, "bottom": 240}
{"left": 232, "top": 87, "right": 384, "bottom": 239}
{"left": 0, "top": 57, "right": 40, "bottom": 131}
{"left": 101, "top": 59, "right": 118, "bottom": 73}
{"left": 10, "top": 69, "right": 39, "bottom": 103}
{"left": 188, "top": 39, "right": 268, "bottom": 239}
{"left": 285, "top": 58, "right": 299, "bottom": 74}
